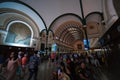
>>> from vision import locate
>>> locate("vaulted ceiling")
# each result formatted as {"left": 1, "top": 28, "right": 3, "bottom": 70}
{"left": 0, "top": 0, "right": 118, "bottom": 49}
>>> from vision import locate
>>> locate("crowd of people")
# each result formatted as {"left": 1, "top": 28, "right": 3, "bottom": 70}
{"left": 0, "top": 51, "right": 41, "bottom": 80}
{"left": 0, "top": 50, "right": 107, "bottom": 80}
{"left": 50, "top": 52, "right": 107, "bottom": 80}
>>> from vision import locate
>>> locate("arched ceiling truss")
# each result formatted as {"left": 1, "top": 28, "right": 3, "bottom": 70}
{"left": 49, "top": 12, "right": 103, "bottom": 48}
{"left": 54, "top": 21, "right": 84, "bottom": 46}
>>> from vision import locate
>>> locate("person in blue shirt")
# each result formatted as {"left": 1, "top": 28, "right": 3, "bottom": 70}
{"left": 28, "top": 51, "right": 40, "bottom": 80}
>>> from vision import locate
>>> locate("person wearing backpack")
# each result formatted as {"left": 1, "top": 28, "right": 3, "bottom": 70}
{"left": 28, "top": 51, "right": 40, "bottom": 80}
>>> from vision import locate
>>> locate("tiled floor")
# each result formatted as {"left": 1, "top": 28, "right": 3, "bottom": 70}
{"left": 0, "top": 61, "right": 56, "bottom": 80}
{"left": 0, "top": 61, "right": 115, "bottom": 80}
{"left": 25, "top": 61, "right": 56, "bottom": 80}
{"left": 93, "top": 67, "right": 109, "bottom": 80}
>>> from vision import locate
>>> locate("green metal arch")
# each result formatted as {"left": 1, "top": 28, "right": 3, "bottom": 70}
{"left": 85, "top": 12, "right": 103, "bottom": 20}
{"left": 39, "top": 29, "right": 47, "bottom": 36}
{"left": 40, "top": 29, "right": 54, "bottom": 39}
{"left": 48, "top": 29, "right": 54, "bottom": 38}
{"left": 0, "top": 1, "right": 47, "bottom": 30}
{"left": 49, "top": 13, "right": 83, "bottom": 30}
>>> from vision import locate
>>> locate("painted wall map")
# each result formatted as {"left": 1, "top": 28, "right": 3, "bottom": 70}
{"left": 5, "top": 23, "right": 31, "bottom": 46}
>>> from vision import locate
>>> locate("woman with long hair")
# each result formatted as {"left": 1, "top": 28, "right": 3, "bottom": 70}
{"left": 6, "top": 52, "right": 18, "bottom": 80}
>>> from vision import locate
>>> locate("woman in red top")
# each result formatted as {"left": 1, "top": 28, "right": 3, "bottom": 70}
{"left": 21, "top": 53, "right": 28, "bottom": 79}
{"left": 51, "top": 53, "right": 55, "bottom": 63}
